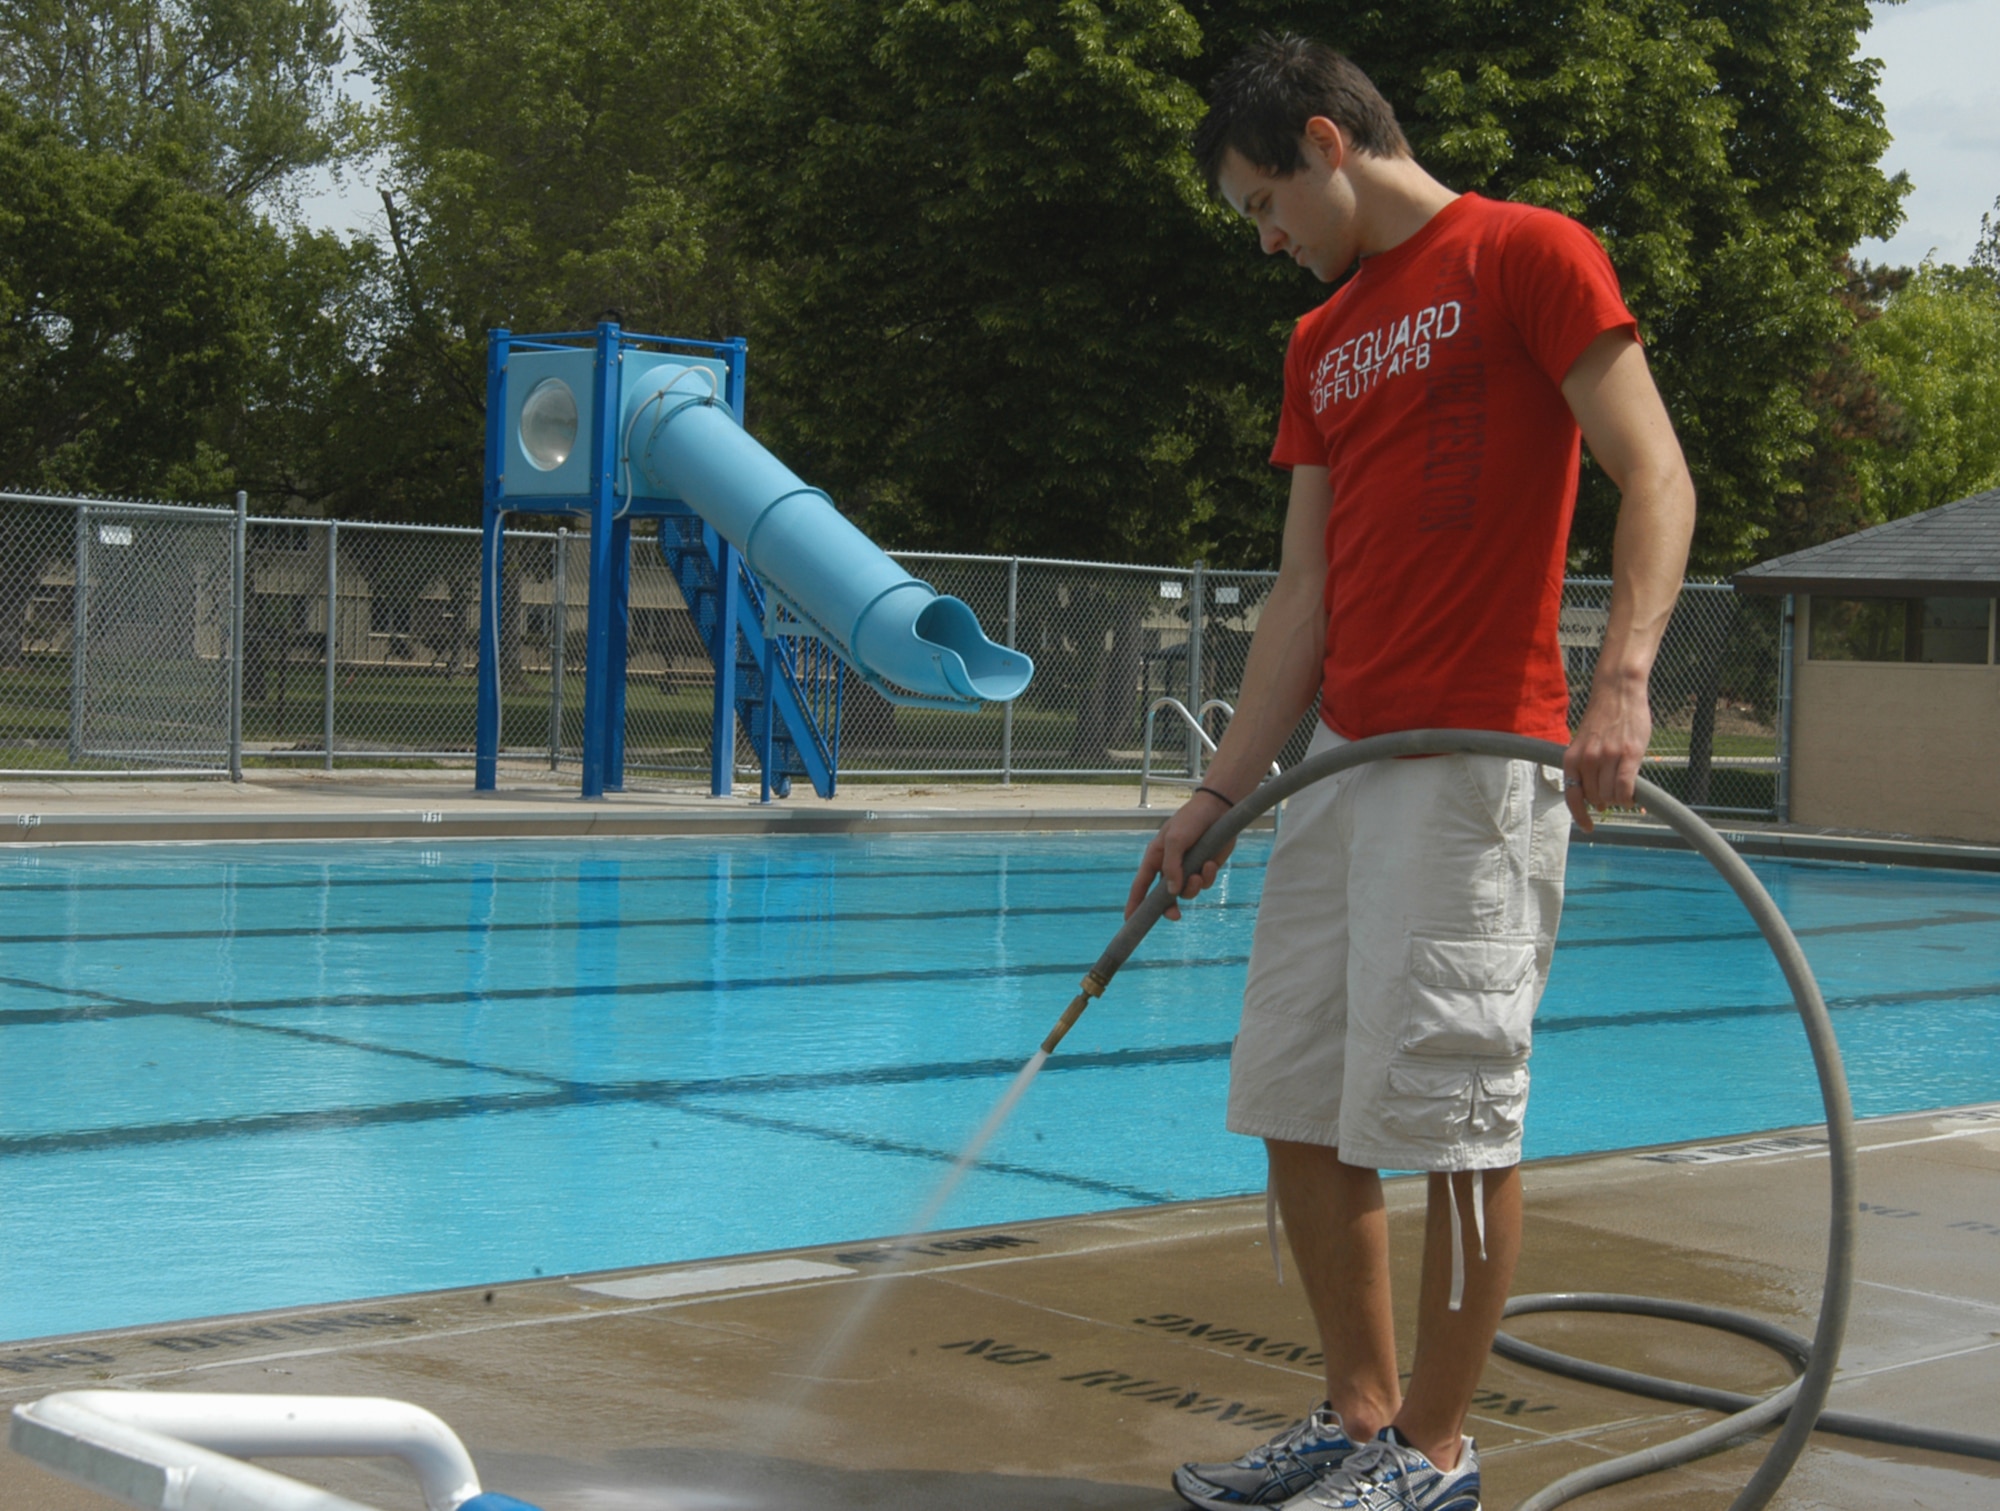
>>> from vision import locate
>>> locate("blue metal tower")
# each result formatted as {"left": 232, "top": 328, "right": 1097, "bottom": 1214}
{"left": 476, "top": 323, "right": 835, "bottom": 801}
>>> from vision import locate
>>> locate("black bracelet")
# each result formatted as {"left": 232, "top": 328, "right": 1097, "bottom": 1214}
{"left": 1192, "top": 784, "right": 1237, "bottom": 807}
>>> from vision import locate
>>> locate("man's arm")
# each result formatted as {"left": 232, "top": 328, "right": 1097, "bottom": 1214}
{"left": 1124, "top": 464, "right": 1332, "bottom": 919}
{"left": 1560, "top": 330, "right": 1696, "bottom": 830}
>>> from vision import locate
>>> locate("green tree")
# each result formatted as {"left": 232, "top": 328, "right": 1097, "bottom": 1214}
{"left": 1772, "top": 254, "right": 1910, "bottom": 558}
{"left": 1852, "top": 239, "right": 2000, "bottom": 519}
{"left": 0, "top": 97, "right": 271, "bottom": 496}
{"left": 724, "top": 0, "right": 1290, "bottom": 564}
{"left": 0, "top": 0, "right": 357, "bottom": 206}
{"left": 336, "top": 0, "right": 775, "bottom": 522}
{"left": 729, "top": 0, "right": 1903, "bottom": 571}
{"left": 0, "top": 0, "right": 368, "bottom": 510}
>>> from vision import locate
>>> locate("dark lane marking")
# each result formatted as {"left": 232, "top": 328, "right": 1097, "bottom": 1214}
{"left": 207, "top": 1013, "right": 564, "bottom": 1085}
{"left": 0, "top": 954, "right": 1256, "bottom": 1029}
{"left": 1561, "top": 880, "right": 1721, "bottom": 897}
{"left": 0, "top": 975, "right": 134, "bottom": 1007}
{"left": 1538, "top": 979, "right": 2000, "bottom": 1034}
{"left": 1557, "top": 908, "right": 2000, "bottom": 951}
{"left": 0, "top": 857, "right": 1272, "bottom": 898}
{"left": 8, "top": 972, "right": 2000, "bottom": 1159}
{"left": 3, "top": 895, "right": 1984, "bottom": 964}
{"left": 0, "top": 899, "right": 1257, "bottom": 948}
{"left": 0, "top": 1040, "right": 1238, "bottom": 1159}
{"left": 676, "top": 1103, "right": 1170, "bottom": 1204}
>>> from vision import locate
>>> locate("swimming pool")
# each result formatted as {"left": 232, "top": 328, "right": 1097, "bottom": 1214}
{"left": 2, "top": 833, "right": 1997, "bottom": 1343}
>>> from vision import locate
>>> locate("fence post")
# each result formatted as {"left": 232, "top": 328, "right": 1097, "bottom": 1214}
{"left": 550, "top": 528, "right": 568, "bottom": 769}
{"left": 1187, "top": 560, "right": 1205, "bottom": 780}
{"left": 1001, "top": 556, "right": 1019, "bottom": 787}
{"left": 68, "top": 504, "right": 88, "bottom": 766}
{"left": 1775, "top": 592, "right": 1795, "bottom": 824}
{"left": 229, "top": 491, "right": 247, "bottom": 781}
{"left": 323, "top": 520, "right": 338, "bottom": 772}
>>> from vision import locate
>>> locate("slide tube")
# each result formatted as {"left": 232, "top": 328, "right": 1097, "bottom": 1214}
{"left": 629, "top": 380, "right": 1031, "bottom": 707}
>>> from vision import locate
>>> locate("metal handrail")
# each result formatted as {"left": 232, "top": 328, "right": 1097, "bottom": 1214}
{"left": 1138, "top": 697, "right": 1212, "bottom": 808}
{"left": 1138, "top": 697, "right": 1281, "bottom": 809}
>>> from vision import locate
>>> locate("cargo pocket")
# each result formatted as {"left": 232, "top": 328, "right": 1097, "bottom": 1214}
{"left": 1470, "top": 1064, "right": 1529, "bottom": 1138}
{"left": 1381, "top": 1061, "right": 1531, "bottom": 1148}
{"left": 1382, "top": 1059, "right": 1478, "bottom": 1144}
{"left": 1402, "top": 933, "right": 1540, "bottom": 1060}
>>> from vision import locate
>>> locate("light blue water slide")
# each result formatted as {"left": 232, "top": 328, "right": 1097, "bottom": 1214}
{"left": 620, "top": 361, "right": 1032, "bottom": 708}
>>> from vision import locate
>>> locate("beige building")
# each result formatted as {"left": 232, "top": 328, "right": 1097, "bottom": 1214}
{"left": 1735, "top": 486, "right": 2000, "bottom": 842}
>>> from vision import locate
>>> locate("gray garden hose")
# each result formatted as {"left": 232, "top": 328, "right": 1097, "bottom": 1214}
{"left": 1493, "top": 1292, "right": 2000, "bottom": 1475}
{"left": 1039, "top": 728, "right": 1863, "bottom": 1511}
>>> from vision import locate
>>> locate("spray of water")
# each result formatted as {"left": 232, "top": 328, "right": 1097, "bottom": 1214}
{"left": 761, "top": 1048, "right": 1051, "bottom": 1428}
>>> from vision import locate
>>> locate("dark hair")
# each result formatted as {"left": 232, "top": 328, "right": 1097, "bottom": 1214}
{"left": 1193, "top": 34, "right": 1410, "bottom": 192}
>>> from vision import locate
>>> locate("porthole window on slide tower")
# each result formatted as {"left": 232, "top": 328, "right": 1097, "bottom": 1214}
{"left": 519, "top": 379, "right": 579, "bottom": 471}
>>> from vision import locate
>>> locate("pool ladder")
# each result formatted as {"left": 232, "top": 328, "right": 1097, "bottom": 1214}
{"left": 1138, "top": 697, "right": 1282, "bottom": 811}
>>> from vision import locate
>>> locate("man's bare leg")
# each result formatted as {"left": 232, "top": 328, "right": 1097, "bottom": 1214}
{"left": 1393, "top": 1164, "right": 1523, "bottom": 1468}
{"left": 1266, "top": 1138, "right": 1401, "bottom": 1439}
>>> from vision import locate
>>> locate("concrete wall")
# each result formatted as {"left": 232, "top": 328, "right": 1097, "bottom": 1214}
{"left": 1792, "top": 595, "right": 2000, "bottom": 841}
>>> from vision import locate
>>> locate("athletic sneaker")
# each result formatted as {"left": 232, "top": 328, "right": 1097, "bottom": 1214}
{"left": 1278, "top": 1427, "right": 1480, "bottom": 1511}
{"left": 1173, "top": 1403, "right": 1360, "bottom": 1511}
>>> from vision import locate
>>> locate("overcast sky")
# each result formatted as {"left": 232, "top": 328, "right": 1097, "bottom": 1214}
{"left": 295, "top": 1, "right": 2000, "bottom": 267}
{"left": 1855, "top": 0, "right": 2000, "bottom": 266}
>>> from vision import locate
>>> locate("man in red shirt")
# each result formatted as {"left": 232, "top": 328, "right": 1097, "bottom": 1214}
{"left": 1127, "top": 34, "right": 1695, "bottom": 1511}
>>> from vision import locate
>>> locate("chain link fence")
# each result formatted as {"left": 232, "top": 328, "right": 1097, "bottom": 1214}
{"left": 1, "top": 494, "right": 1787, "bottom": 815}
{"left": 1, "top": 494, "right": 237, "bottom": 774}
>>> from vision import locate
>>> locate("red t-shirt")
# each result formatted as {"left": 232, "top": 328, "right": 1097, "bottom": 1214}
{"left": 1272, "top": 192, "right": 1637, "bottom": 743}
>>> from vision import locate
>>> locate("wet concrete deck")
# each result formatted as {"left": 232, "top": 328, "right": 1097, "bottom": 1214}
{"left": 7, "top": 1103, "right": 1997, "bottom": 1511}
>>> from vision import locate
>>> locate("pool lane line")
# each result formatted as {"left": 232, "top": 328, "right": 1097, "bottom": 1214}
{"left": 0, "top": 864, "right": 1735, "bottom": 906}
{"left": 1, "top": 897, "right": 1989, "bottom": 953}
{"left": 4, "top": 967, "right": 1999, "bottom": 1045}
{"left": 676, "top": 1103, "right": 1171, "bottom": 1205}
{"left": 3, "top": 895, "right": 1984, "bottom": 1023}
{"left": 0, "top": 856, "right": 1269, "bottom": 897}
{"left": 1552, "top": 907, "right": 2000, "bottom": 952}
{"left": 0, "top": 1035, "right": 1240, "bottom": 1161}
{"left": 1532, "top": 979, "right": 2000, "bottom": 1035}
{"left": 0, "top": 898, "right": 1262, "bottom": 948}
{"left": 10, "top": 971, "right": 2000, "bottom": 1160}
{"left": 0, "top": 953, "right": 1259, "bottom": 1027}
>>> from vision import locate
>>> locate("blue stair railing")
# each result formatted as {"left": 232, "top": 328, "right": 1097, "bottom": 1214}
{"left": 656, "top": 510, "right": 840, "bottom": 798}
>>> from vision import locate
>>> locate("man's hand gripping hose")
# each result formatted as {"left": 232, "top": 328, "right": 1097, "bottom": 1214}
{"left": 1040, "top": 729, "right": 2000, "bottom": 1509}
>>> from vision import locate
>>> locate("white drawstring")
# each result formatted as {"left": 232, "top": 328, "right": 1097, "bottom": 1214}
{"left": 1266, "top": 1172, "right": 1284, "bottom": 1284}
{"left": 1446, "top": 1169, "right": 1489, "bottom": 1313}
{"left": 1473, "top": 1166, "right": 1488, "bottom": 1263}
{"left": 1265, "top": 1164, "right": 1488, "bottom": 1304}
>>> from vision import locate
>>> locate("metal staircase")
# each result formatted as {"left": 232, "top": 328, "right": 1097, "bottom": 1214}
{"left": 656, "top": 508, "right": 840, "bottom": 798}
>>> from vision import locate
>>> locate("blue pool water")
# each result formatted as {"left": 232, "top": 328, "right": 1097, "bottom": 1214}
{"left": 2, "top": 833, "right": 1998, "bottom": 1343}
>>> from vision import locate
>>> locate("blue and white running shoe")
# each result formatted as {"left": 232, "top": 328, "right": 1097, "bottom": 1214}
{"left": 1173, "top": 1403, "right": 1360, "bottom": 1511}
{"left": 1278, "top": 1427, "right": 1480, "bottom": 1511}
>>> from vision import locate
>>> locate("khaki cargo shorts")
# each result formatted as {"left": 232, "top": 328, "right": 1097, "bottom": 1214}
{"left": 1226, "top": 723, "right": 1570, "bottom": 1171}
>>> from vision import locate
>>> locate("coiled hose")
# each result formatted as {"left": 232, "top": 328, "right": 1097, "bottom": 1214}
{"left": 1041, "top": 728, "right": 2000, "bottom": 1510}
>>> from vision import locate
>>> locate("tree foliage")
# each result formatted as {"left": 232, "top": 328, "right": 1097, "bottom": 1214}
{"left": 1774, "top": 255, "right": 1910, "bottom": 557}
{"left": 730, "top": 0, "right": 1904, "bottom": 569}
{"left": 722, "top": 0, "right": 1291, "bottom": 563}
{"left": 0, "top": 0, "right": 364, "bottom": 503}
{"left": 0, "top": 0, "right": 355, "bottom": 206}
{"left": 323, "top": 0, "right": 775, "bottom": 521}
{"left": 0, "top": 95, "right": 268, "bottom": 495}
{"left": 0, "top": 0, "right": 1926, "bottom": 571}
{"left": 1850, "top": 247, "right": 2000, "bottom": 520}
